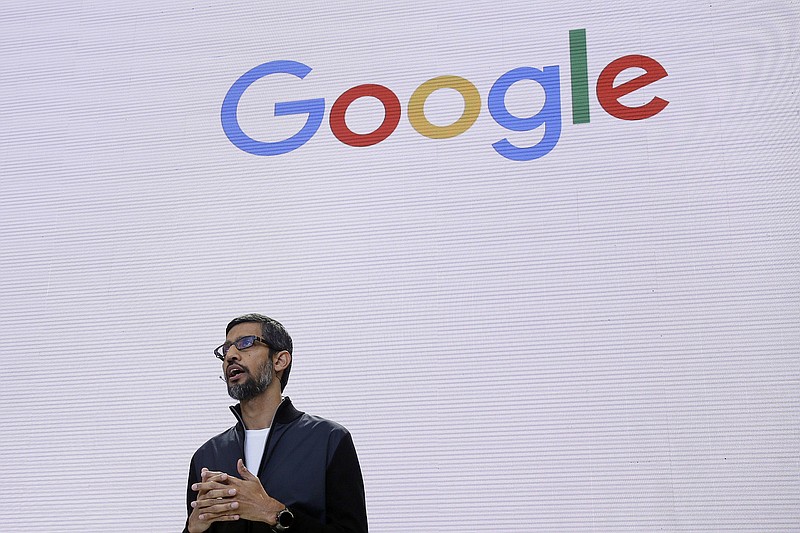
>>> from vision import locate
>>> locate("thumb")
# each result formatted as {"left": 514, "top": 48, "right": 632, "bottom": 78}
{"left": 237, "top": 459, "right": 257, "bottom": 480}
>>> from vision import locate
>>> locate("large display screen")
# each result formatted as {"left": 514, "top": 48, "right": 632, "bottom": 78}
{"left": 1, "top": 1, "right": 798, "bottom": 530}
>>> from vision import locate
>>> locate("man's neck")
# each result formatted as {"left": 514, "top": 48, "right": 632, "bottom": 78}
{"left": 239, "top": 388, "right": 282, "bottom": 430}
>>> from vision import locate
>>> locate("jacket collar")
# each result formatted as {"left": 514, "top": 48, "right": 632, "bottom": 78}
{"left": 229, "top": 396, "right": 303, "bottom": 432}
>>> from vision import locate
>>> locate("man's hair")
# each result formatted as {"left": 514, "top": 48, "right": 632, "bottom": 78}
{"left": 226, "top": 313, "right": 293, "bottom": 391}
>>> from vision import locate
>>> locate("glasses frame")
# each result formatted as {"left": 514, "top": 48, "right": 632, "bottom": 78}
{"left": 214, "top": 335, "right": 270, "bottom": 360}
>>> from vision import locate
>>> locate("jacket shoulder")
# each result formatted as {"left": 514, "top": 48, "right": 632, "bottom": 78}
{"left": 293, "top": 412, "right": 351, "bottom": 436}
{"left": 192, "top": 425, "right": 238, "bottom": 457}
{"left": 288, "top": 412, "right": 355, "bottom": 463}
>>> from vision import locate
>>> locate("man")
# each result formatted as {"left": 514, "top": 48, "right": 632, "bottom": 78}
{"left": 184, "top": 314, "right": 368, "bottom": 533}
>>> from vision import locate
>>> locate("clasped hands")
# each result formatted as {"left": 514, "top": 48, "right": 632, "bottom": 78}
{"left": 188, "top": 459, "right": 284, "bottom": 532}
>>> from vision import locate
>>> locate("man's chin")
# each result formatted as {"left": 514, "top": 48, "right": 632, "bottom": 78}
{"left": 226, "top": 364, "right": 273, "bottom": 401}
{"left": 228, "top": 378, "right": 265, "bottom": 401}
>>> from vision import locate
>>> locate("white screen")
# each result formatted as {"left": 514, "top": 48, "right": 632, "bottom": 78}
{"left": 1, "top": 1, "right": 798, "bottom": 530}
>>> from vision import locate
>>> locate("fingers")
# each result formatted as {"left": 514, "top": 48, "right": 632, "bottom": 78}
{"left": 237, "top": 459, "right": 257, "bottom": 480}
{"left": 204, "top": 513, "right": 239, "bottom": 522}
{"left": 201, "top": 514, "right": 239, "bottom": 523}
{"left": 197, "top": 500, "right": 239, "bottom": 518}
{"left": 192, "top": 467, "right": 232, "bottom": 493}
{"left": 196, "top": 504, "right": 240, "bottom": 522}
{"left": 193, "top": 497, "right": 240, "bottom": 512}
{"left": 189, "top": 466, "right": 246, "bottom": 528}
{"left": 194, "top": 486, "right": 230, "bottom": 500}
{"left": 193, "top": 487, "right": 237, "bottom": 502}
{"left": 201, "top": 469, "right": 228, "bottom": 482}
{"left": 192, "top": 480, "right": 232, "bottom": 495}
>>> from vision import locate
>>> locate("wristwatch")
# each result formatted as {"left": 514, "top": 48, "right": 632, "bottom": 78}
{"left": 273, "top": 507, "right": 295, "bottom": 531}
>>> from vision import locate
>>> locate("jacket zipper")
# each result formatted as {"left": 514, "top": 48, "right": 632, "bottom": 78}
{"left": 257, "top": 397, "right": 286, "bottom": 477}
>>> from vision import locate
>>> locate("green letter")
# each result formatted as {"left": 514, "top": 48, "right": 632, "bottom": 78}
{"left": 569, "top": 29, "right": 590, "bottom": 124}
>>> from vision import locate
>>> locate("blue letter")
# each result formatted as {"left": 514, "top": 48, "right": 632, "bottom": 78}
{"left": 488, "top": 66, "right": 562, "bottom": 161}
{"left": 221, "top": 60, "right": 324, "bottom": 156}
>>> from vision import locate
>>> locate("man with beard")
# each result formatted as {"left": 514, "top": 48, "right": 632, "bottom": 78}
{"left": 184, "top": 314, "right": 368, "bottom": 533}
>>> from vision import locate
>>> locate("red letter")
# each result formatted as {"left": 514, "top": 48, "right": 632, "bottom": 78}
{"left": 329, "top": 84, "right": 401, "bottom": 147}
{"left": 597, "top": 55, "right": 668, "bottom": 120}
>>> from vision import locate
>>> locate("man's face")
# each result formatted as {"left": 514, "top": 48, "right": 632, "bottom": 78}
{"left": 223, "top": 322, "right": 273, "bottom": 401}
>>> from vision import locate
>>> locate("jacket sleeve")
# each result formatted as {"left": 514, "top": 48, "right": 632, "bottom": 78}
{"left": 183, "top": 455, "right": 200, "bottom": 533}
{"left": 249, "top": 432, "right": 368, "bottom": 533}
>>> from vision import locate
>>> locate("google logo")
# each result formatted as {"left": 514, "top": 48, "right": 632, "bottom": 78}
{"left": 221, "top": 29, "right": 668, "bottom": 161}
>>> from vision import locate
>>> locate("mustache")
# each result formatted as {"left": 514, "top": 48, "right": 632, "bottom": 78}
{"left": 220, "top": 364, "right": 250, "bottom": 382}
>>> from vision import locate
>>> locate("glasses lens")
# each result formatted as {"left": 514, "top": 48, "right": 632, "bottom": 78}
{"left": 235, "top": 336, "right": 257, "bottom": 350}
{"left": 215, "top": 336, "right": 259, "bottom": 359}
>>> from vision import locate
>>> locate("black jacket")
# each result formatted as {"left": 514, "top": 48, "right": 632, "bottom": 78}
{"left": 184, "top": 398, "right": 368, "bottom": 533}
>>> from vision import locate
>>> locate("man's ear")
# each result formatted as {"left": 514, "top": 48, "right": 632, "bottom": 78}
{"left": 273, "top": 350, "right": 291, "bottom": 373}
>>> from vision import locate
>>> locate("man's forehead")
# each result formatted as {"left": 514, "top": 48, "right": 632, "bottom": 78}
{"left": 226, "top": 321, "right": 262, "bottom": 339}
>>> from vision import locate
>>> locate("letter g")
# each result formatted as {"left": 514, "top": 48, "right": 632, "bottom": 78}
{"left": 221, "top": 60, "right": 324, "bottom": 156}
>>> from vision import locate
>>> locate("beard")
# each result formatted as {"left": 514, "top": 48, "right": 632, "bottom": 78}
{"left": 227, "top": 357, "right": 274, "bottom": 401}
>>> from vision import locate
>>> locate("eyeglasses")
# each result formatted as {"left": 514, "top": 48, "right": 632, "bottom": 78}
{"left": 214, "top": 335, "right": 269, "bottom": 360}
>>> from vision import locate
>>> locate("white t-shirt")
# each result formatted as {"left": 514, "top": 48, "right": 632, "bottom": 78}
{"left": 244, "top": 427, "right": 270, "bottom": 473}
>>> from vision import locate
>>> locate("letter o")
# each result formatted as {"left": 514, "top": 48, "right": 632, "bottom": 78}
{"left": 329, "top": 85, "right": 401, "bottom": 147}
{"left": 408, "top": 76, "right": 481, "bottom": 139}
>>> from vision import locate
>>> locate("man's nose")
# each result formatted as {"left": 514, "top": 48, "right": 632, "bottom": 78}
{"left": 225, "top": 347, "right": 241, "bottom": 363}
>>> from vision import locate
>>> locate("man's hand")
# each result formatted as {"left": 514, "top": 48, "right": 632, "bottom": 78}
{"left": 187, "top": 469, "right": 239, "bottom": 533}
{"left": 226, "top": 459, "right": 285, "bottom": 524}
{"left": 187, "top": 462, "right": 285, "bottom": 532}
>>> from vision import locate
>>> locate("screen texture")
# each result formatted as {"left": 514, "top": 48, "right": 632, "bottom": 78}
{"left": 1, "top": 1, "right": 798, "bottom": 531}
